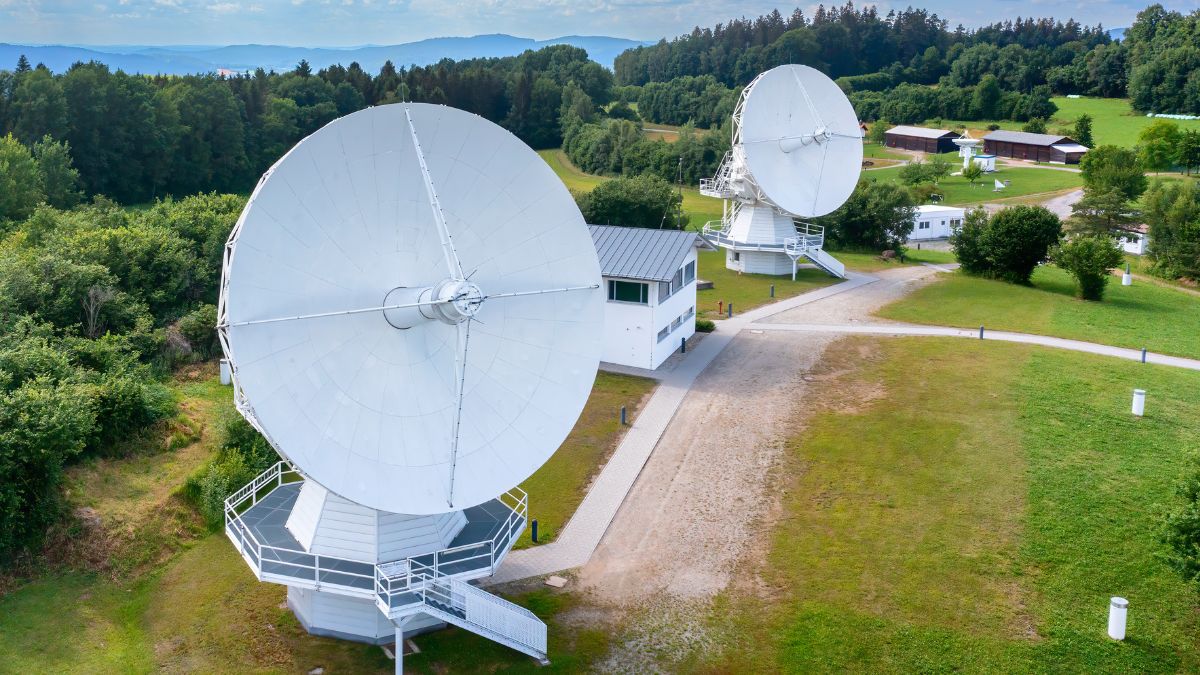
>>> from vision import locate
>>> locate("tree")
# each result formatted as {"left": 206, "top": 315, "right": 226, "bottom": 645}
{"left": 1053, "top": 235, "right": 1124, "bottom": 300}
{"left": 1080, "top": 145, "right": 1147, "bottom": 201}
{"left": 1142, "top": 179, "right": 1200, "bottom": 280}
{"left": 818, "top": 179, "right": 916, "bottom": 250}
{"left": 1021, "top": 117, "right": 1047, "bottom": 134}
{"left": 0, "top": 133, "right": 44, "bottom": 223}
{"left": 575, "top": 175, "right": 682, "bottom": 229}
{"left": 1161, "top": 454, "right": 1200, "bottom": 588}
{"left": 898, "top": 159, "right": 929, "bottom": 185}
{"left": 972, "top": 74, "right": 1002, "bottom": 119}
{"left": 32, "top": 135, "right": 81, "bottom": 209}
{"left": 1073, "top": 113, "right": 1094, "bottom": 147}
{"left": 927, "top": 154, "right": 951, "bottom": 184}
{"left": 984, "top": 206, "right": 1064, "bottom": 283}
{"left": 962, "top": 161, "right": 983, "bottom": 185}
{"left": 9, "top": 66, "right": 67, "bottom": 145}
{"left": 868, "top": 119, "right": 889, "bottom": 144}
{"left": 950, "top": 207, "right": 991, "bottom": 275}
{"left": 1175, "top": 129, "right": 1200, "bottom": 176}
{"left": 1068, "top": 188, "right": 1140, "bottom": 237}
{"left": 1139, "top": 119, "right": 1182, "bottom": 173}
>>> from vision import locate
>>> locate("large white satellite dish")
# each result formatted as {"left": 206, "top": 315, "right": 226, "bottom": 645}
{"left": 737, "top": 64, "right": 862, "bottom": 218}
{"left": 218, "top": 103, "right": 604, "bottom": 516}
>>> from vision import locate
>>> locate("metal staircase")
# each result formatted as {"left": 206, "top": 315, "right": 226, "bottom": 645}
{"left": 699, "top": 151, "right": 736, "bottom": 198}
{"left": 400, "top": 569, "right": 548, "bottom": 664}
{"left": 784, "top": 223, "right": 846, "bottom": 279}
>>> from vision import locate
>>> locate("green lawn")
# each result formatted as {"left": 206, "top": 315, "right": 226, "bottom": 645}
{"left": 832, "top": 248, "right": 956, "bottom": 272}
{"left": 711, "top": 336, "right": 1200, "bottom": 672}
{"left": 865, "top": 164, "right": 1083, "bottom": 206}
{"left": 926, "top": 98, "right": 1200, "bottom": 149}
{"left": 1051, "top": 96, "right": 1200, "bottom": 148}
{"left": 862, "top": 143, "right": 909, "bottom": 161}
{"left": 538, "top": 148, "right": 724, "bottom": 229}
{"left": 877, "top": 265, "right": 1200, "bottom": 359}
{"left": 516, "top": 371, "right": 657, "bottom": 547}
{"left": 695, "top": 248, "right": 837, "bottom": 319}
{"left": 0, "top": 365, "right": 644, "bottom": 672}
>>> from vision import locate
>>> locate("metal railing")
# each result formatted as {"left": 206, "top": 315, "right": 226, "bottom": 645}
{"left": 223, "top": 463, "right": 528, "bottom": 612}
{"left": 418, "top": 573, "right": 547, "bottom": 659}
{"left": 374, "top": 488, "right": 528, "bottom": 613}
{"left": 699, "top": 151, "right": 734, "bottom": 198}
{"left": 784, "top": 222, "right": 826, "bottom": 257}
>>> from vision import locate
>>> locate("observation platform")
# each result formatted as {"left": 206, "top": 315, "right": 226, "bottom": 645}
{"left": 224, "top": 463, "right": 527, "bottom": 617}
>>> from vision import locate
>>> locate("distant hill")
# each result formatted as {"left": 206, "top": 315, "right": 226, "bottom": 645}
{"left": 0, "top": 34, "right": 647, "bottom": 75}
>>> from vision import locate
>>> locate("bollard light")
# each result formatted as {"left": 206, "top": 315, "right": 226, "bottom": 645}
{"left": 728, "top": 303, "right": 733, "bottom": 318}
{"left": 620, "top": 405, "right": 627, "bottom": 425}
{"left": 1132, "top": 389, "right": 1145, "bottom": 417}
{"left": 681, "top": 336, "right": 686, "bottom": 354}
{"left": 1122, "top": 263, "right": 1132, "bottom": 287}
{"left": 531, "top": 519, "right": 539, "bottom": 543}
{"left": 770, "top": 284, "right": 775, "bottom": 298}
{"left": 220, "top": 358, "right": 232, "bottom": 385}
{"left": 1108, "top": 597, "right": 1128, "bottom": 640}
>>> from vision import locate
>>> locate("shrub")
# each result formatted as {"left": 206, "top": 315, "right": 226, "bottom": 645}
{"left": 981, "top": 206, "right": 1063, "bottom": 284}
{"left": 1052, "top": 236, "right": 1124, "bottom": 300}
{"left": 178, "top": 304, "right": 219, "bottom": 359}
{"left": 951, "top": 206, "right": 1063, "bottom": 284}
{"left": 576, "top": 174, "right": 682, "bottom": 229}
{"left": 695, "top": 318, "right": 715, "bottom": 333}
{"left": 187, "top": 417, "right": 279, "bottom": 527}
{"left": 1162, "top": 454, "right": 1200, "bottom": 588}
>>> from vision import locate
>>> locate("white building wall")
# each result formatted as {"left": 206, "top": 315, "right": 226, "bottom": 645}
{"left": 1121, "top": 233, "right": 1148, "bottom": 255}
{"left": 288, "top": 587, "right": 443, "bottom": 644}
{"left": 726, "top": 248, "right": 793, "bottom": 275}
{"left": 600, "top": 248, "right": 699, "bottom": 371}
{"left": 909, "top": 206, "right": 965, "bottom": 241}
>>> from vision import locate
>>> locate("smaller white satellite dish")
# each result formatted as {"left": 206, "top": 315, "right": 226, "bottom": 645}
{"left": 739, "top": 65, "right": 863, "bottom": 218}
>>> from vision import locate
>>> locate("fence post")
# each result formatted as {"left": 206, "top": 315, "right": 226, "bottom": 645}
{"left": 728, "top": 303, "right": 733, "bottom": 318}
{"left": 620, "top": 405, "right": 627, "bottom": 425}
{"left": 979, "top": 325, "right": 984, "bottom": 340}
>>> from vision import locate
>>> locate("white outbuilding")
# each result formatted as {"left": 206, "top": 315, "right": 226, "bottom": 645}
{"left": 1120, "top": 225, "right": 1149, "bottom": 255}
{"left": 590, "top": 225, "right": 707, "bottom": 370}
{"left": 909, "top": 204, "right": 965, "bottom": 241}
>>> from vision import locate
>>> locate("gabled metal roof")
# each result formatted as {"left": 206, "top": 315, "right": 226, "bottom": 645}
{"left": 589, "top": 225, "right": 700, "bottom": 283}
{"left": 883, "top": 125, "right": 959, "bottom": 139}
{"left": 983, "top": 130, "right": 1076, "bottom": 147}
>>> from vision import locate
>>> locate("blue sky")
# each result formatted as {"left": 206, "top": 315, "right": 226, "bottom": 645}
{"left": 0, "top": 0, "right": 1189, "bottom": 46}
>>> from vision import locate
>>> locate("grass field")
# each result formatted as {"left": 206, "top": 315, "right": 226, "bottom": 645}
{"left": 866, "top": 164, "right": 1082, "bottom": 206}
{"left": 516, "top": 371, "right": 657, "bottom": 547}
{"left": 877, "top": 265, "right": 1200, "bottom": 360}
{"left": 0, "top": 363, "right": 646, "bottom": 672}
{"left": 927, "top": 97, "right": 1200, "bottom": 150}
{"left": 862, "top": 143, "right": 909, "bottom": 161}
{"left": 1052, "top": 96, "right": 1200, "bottom": 148}
{"left": 695, "top": 249, "right": 837, "bottom": 319}
{"left": 538, "top": 149, "right": 724, "bottom": 229}
{"left": 711, "top": 336, "right": 1200, "bottom": 672}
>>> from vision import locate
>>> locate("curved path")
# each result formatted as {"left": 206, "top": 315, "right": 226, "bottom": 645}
{"left": 749, "top": 321, "right": 1200, "bottom": 371}
{"left": 490, "top": 266, "right": 1199, "bottom": 586}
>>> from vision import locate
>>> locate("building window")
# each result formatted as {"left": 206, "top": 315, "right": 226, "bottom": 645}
{"left": 684, "top": 261, "right": 695, "bottom": 284}
{"left": 658, "top": 279, "right": 671, "bottom": 303}
{"left": 686, "top": 306, "right": 695, "bottom": 319}
{"left": 950, "top": 218, "right": 962, "bottom": 227}
{"left": 608, "top": 280, "right": 648, "bottom": 304}
{"left": 657, "top": 326, "right": 670, "bottom": 342}
{"left": 732, "top": 251, "right": 740, "bottom": 262}
{"left": 918, "top": 221, "right": 930, "bottom": 230}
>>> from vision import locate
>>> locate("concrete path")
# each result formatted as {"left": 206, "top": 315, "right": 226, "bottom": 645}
{"left": 488, "top": 274, "right": 877, "bottom": 583}
{"left": 749, "top": 321, "right": 1200, "bottom": 371}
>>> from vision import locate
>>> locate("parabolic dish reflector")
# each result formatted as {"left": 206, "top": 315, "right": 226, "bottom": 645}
{"left": 219, "top": 103, "right": 604, "bottom": 515}
{"left": 739, "top": 64, "right": 863, "bottom": 218}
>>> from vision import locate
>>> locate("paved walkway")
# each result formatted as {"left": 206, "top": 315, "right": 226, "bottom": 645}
{"left": 749, "top": 321, "right": 1200, "bottom": 371}
{"left": 488, "top": 274, "right": 876, "bottom": 584}
{"left": 491, "top": 269, "right": 1199, "bottom": 584}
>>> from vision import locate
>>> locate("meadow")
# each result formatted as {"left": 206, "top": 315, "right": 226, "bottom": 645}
{"left": 876, "top": 265, "right": 1200, "bottom": 360}
{"left": 709, "top": 337, "right": 1200, "bottom": 672}
{"left": 865, "top": 164, "right": 1083, "bottom": 206}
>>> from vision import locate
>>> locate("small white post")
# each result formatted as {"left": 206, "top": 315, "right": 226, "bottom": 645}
{"left": 393, "top": 615, "right": 412, "bottom": 674}
{"left": 219, "top": 358, "right": 232, "bottom": 385}
{"left": 1108, "top": 596, "right": 1128, "bottom": 640}
{"left": 1132, "top": 389, "right": 1146, "bottom": 417}
{"left": 1122, "top": 263, "right": 1132, "bottom": 286}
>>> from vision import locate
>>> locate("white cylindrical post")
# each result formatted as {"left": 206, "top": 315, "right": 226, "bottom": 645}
{"left": 1122, "top": 272, "right": 1132, "bottom": 286}
{"left": 1108, "top": 596, "right": 1128, "bottom": 640}
{"left": 219, "top": 358, "right": 232, "bottom": 385}
{"left": 1132, "top": 389, "right": 1146, "bottom": 417}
